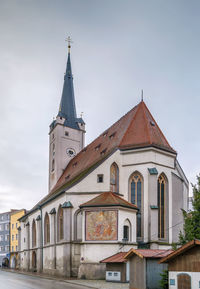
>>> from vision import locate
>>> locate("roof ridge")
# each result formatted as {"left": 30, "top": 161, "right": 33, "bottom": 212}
{"left": 142, "top": 102, "right": 173, "bottom": 150}
{"left": 141, "top": 102, "right": 151, "bottom": 144}
{"left": 114, "top": 192, "right": 137, "bottom": 207}
{"left": 110, "top": 191, "right": 120, "bottom": 204}
{"left": 119, "top": 102, "right": 140, "bottom": 147}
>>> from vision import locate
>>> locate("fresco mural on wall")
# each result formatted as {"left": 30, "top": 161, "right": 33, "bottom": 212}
{"left": 86, "top": 210, "right": 118, "bottom": 241}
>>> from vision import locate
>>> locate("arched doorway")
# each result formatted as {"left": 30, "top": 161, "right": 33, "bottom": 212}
{"left": 32, "top": 251, "right": 37, "bottom": 270}
{"left": 11, "top": 256, "right": 16, "bottom": 268}
{"left": 178, "top": 274, "right": 191, "bottom": 289}
{"left": 2, "top": 257, "right": 9, "bottom": 268}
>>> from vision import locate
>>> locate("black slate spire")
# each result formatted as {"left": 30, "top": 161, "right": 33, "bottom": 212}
{"left": 57, "top": 40, "right": 80, "bottom": 130}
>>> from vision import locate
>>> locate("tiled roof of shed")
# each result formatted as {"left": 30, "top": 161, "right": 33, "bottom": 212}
{"left": 125, "top": 249, "right": 173, "bottom": 259}
{"left": 79, "top": 191, "right": 138, "bottom": 210}
{"left": 159, "top": 239, "right": 200, "bottom": 264}
{"left": 100, "top": 252, "right": 128, "bottom": 263}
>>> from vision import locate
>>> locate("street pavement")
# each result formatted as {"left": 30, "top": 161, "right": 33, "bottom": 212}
{"left": 0, "top": 270, "right": 91, "bottom": 289}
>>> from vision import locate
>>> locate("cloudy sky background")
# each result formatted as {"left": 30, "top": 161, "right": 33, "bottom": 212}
{"left": 0, "top": 0, "right": 199, "bottom": 212}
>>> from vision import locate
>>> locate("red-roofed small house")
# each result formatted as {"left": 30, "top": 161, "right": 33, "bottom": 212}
{"left": 160, "top": 239, "right": 200, "bottom": 289}
{"left": 125, "top": 249, "right": 173, "bottom": 289}
{"left": 100, "top": 252, "right": 129, "bottom": 283}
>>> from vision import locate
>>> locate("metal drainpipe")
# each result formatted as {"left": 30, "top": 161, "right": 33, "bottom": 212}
{"left": 38, "top": 206, "right": 43, "bottom": 271}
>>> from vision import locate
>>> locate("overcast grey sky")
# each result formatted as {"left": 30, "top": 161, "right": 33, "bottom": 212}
{"left": 0, "top": 0, "right": 199, "bottom": 212}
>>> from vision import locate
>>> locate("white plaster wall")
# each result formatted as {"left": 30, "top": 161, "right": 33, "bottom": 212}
{"left": 169, "top": 271, "right": 200, "bottom": 289}
{"left": 49, "top": 119, "right": 85, "bottom": 191}
{"left": 20, "top": 222, "right": 26, "bottom": 251}
{"left": 118, "top": 209, "right": 137, "bottom": 243}
{"left": 81, "top": 243, "right": 137, "bottom": 263}
{"left": 67, "top": 150, "right": 122, "bottom": 193}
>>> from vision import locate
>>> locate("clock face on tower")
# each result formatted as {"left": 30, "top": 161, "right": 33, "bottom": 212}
{"left": 66, "top": 148, "right": 76, "bottom": 157}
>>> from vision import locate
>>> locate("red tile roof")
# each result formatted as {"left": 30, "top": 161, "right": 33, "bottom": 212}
{"left": 159, "top": 239, "right": 200, "bottom": 264}
{"left": 79, "top": 191, "right": 138, "bottom": 210}
{"left": 52, "top": 101, "right": 176, "bottom": 194}
{"left": 26, "top": 101, "right": 176, "bottom": 215}
{"left": 100, "top": 252, "right": 128, "bottom": 263}
{"left": 125, "top": 249, "right": 173, "bottom": 259}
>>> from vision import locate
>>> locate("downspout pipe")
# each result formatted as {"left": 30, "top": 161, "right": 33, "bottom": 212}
{"left": 38, "top": 205, "right": 43, "bottom": 271}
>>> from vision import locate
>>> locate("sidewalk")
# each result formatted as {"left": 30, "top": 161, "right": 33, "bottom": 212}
{"left": 0, "top": 269, "right": 129, "bottom": 289}
{"left": 68, "top": 279, "right": 129, "bottom": 289}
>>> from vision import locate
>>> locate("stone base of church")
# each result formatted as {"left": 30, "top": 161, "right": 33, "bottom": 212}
{"left": 78, "top": 263, "right": 106, "bottom": 280}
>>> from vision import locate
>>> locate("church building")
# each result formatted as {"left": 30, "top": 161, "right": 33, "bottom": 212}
{"left": 18, "top": 42, "right": 189, "bottom": 279}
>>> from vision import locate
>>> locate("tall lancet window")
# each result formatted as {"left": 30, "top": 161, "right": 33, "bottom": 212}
{"left": 44, "top": 213, "right": 50, "bottom": 244}
{"left": 110, "top": 163, "right": 119, "bottom": 193}
{"left": 158, "top": 174, "right": 166, "bottom": 239}
{"left": 129, "top": 173, "right": 143, "bottom": 238}
{"left": 57, "top": 206, "right": 64, "bottom": 241}
{"left": 32, "top": 219, "right": 36, "bottom": 248}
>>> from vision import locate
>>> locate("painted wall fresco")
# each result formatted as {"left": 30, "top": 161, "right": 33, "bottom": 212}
{"left": 85, "top": 210, "right": 118, "bottom": 241}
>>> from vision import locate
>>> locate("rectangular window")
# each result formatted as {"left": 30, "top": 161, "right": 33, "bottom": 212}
{"left": 5, "top": 224, "right": 9, "bottom": 231}
{"left": 5, "top": 235, "right": 9, "bottom": 241}
{"left": 5, "top": 245, "right": 9, "bottom": 251}
{"left": 16, "top": 245, "right": 18, "bottom": 251}
{"left": 12, "top": 235, "right": 14, "bottom": 241}
{"left": 12, "top": 224, "right": 14, "bottom": 229}
{"left": 16, "top": 234, "right": 18, "bottom": 240}
{"left": 0, "top": 235, "right": 3, "bottom": 241}
{"left": 0, "top": 225, "right": 3, "bottom": 231}
{"left": 24, "top": 238, "right": 26, "bottom": 243}
{"left": 97, "top": 174, "right": 104, "bottom": 183}
{"left": 0, "top": 246, "right": 4, "bottom": 252}
{"left": 16, "top": 223, "right": 18, "bottom": 228}
{"left": 170, "top": 279, "right": 175, "bottom": 286}
{"left": 12, "top": 246, "right": 14, "bottom": 252}
{"left": 123, "top": 226, "right": 129, "bottom": 241}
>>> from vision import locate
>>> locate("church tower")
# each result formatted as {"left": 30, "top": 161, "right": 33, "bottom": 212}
{"left": 49, "top": 39, "right": 85, "bottom": 192}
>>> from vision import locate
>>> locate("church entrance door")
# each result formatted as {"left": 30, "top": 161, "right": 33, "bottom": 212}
{"left": 32, "top": 251, "right": 37, "bottom": 271}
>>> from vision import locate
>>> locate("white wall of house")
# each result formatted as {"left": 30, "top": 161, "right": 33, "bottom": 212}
{"left": 169, "top": 271, "right": 200, "bottom": 289}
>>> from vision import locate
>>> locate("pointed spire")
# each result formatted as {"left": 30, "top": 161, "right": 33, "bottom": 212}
{"left": 57, "top": 37, "right": 79, "bottom": 130}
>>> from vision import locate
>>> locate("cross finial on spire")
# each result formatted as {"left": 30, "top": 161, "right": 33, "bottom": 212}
{"left": 141, "top": 89, "right": 144, "bottom": 102}
{"left": 65, "top": 36, "right": 73, "bottom": 53}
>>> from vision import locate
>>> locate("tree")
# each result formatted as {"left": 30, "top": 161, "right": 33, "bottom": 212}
{"left": 179, "top": 174, "right": 200, "bottom": 245}
{"left": 160, "top": 270, "right": 168, "bottom": 289}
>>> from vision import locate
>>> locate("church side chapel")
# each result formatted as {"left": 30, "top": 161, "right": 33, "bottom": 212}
{"left": 18, "top": 40, "right": 189, "bottom": 279}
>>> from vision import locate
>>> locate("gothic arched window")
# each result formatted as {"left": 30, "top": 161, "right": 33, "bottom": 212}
{"left": 57, "top": 206, "right": 64, "bottom": 241}
{"left": 74, "top": 210, "right": 82, "bottom": 241}
{"left": 129, "top": 173, "right": 143, "bottom": 238}
{"left": 44, "top": 213, "right": 50, "bottom": 244}
{"left": 32, "top": 219, "right": 36, "bottom": 248}
{"left": 123, "top": 219, "right": 131, "bottom": 242}
{"left": 158, "top": 174, "right": 166, "bottom": 239}
{"left": 110, "top": 163, "right": 119, "bottom": 193}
